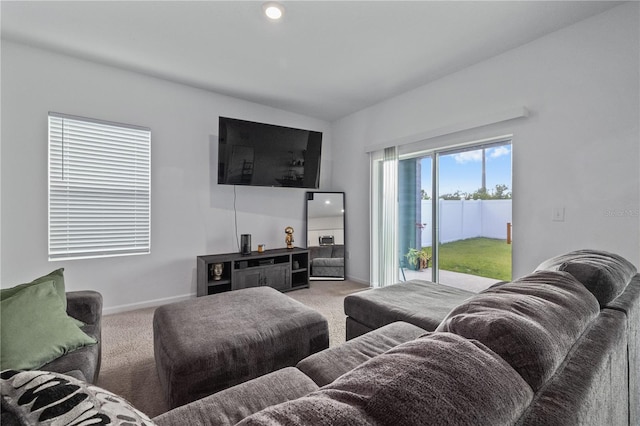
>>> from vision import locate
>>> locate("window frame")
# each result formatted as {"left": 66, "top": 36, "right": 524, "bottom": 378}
{"left": 48, "top": 112, "right": 151, "bottom": 261}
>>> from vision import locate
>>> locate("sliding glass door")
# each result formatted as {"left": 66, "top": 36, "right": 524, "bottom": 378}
{"left": 397, "top": 139, "right": 512, "bottom": 291}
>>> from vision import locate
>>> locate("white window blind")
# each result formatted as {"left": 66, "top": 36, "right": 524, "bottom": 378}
{"left": 48, "top": 113, "right": 151, "bottom": 260}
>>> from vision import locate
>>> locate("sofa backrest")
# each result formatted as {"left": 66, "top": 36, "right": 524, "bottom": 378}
{"left": 309, "top": 246, "right": 332, "bottom": 259}
{"left": 517, "top": 309, "right": 629, "bottom": 425}
{"left": 604, "top": 274, "right": 640, "bottom": 426}
{"left": 240, "top": 249, "right": 637, "bottom": 425}
{"left": 237, "top": 333, "right": 534, "bottom": 426}
{"left": 535, "top": 249, "right": 637, "bottom": 306}
{"left": 309, "top": 245, "right": 344, "bottom": 259}
{"left": 534, "top": 249, "right": 639, "bottom": 424}
{"left": 436, "top": 270, "right": 599, "bottom": 392}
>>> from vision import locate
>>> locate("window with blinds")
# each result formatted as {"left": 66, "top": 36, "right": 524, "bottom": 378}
{"left": 48, "top": 113, "right": 151, "bottom": 260}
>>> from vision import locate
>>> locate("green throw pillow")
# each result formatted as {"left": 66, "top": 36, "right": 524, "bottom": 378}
{"left": 0, "top": 269, "right": 85, "bottom": 327}
{"left": 1, "top": 268, "right": 67, "bottom": 309}
{"left": 0, "top": 280, "right": 97, "bottom": 371}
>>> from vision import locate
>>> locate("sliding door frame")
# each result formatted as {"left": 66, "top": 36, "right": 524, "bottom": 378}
{"left": 400, "top": 135, "right": 513, "bottom": 284}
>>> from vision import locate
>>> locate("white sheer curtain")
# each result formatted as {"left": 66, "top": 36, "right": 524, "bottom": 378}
{"left": 370, "top": 146, "right": 398, "bottom": 287}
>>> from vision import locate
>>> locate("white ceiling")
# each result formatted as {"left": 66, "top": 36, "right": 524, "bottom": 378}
{"left": 1, "top": 1, "right": 622, "bottom": 122}
{"left": 308, "top": 192, "right": 345, "bottom": 218}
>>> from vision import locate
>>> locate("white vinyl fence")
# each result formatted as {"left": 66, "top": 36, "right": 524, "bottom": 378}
{"left": 420, "top": 199, "right": 512, "bottom": 246}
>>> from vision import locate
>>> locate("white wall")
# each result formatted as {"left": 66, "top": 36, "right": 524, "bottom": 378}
{"left": 2, "top": 4, "right": 638, "bottom": 300}
{"left": 0, "top": 41, "right": 332, "bottom": 312}
{"left": 333, "top": 3, "right": 640, "bottom": 282}
{"left": 307, "top": 215, "right": 345, "bottom": 247}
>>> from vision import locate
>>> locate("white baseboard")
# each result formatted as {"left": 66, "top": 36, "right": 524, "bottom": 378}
{"left": 346, "top": 275, "right": 370, "bottom": 286}
{"left": 102, "top": 278, "right": 369, "bottom": 315}
{"left": 103, "top": 293, "right": 196, "bottom": 315}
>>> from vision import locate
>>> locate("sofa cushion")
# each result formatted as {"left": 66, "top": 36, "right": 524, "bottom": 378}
{"left": 344, "top": 280, "right": 473, "bottom": 332}
{"left": 296, "top": 321, "right": 426, "bottom": 386}
{"left": 0, "top": 281, "right": 97, "bottom": 371}
{"left": 0, "top": 370, "right": 156, "bottom": 426}
{"left": 536, "top": 249, "right": 637, "bottom": 305}
{"left": 238, "top": 333, "right": 533, "bottom": 426}
{"left": 437, "top": 271, "right": 599, "bottom": 391}
{"left": 153, "top": 367, "right": 318, "bottom": 426}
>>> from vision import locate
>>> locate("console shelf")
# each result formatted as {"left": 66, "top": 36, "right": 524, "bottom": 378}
{"left": 197, "top": 247, "right": 310, "bottom": 297}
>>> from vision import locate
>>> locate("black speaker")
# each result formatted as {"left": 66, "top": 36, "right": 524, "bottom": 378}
{"left": 241, "top": 234, "right": 251, "bottom": 255}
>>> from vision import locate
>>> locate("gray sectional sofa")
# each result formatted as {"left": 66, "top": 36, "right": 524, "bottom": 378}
{"left": 309, "top": 244, "right": 344, "bottom": 277}
{"left": 152, "top": 249, "right": 639, "bottom": 426}
{"left": 3, "top": 250, "right": 636, "bottom": 425}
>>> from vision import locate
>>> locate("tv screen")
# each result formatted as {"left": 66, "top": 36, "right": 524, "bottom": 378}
{"left": 218, "top": 117, "right": 322, "bottom": 188}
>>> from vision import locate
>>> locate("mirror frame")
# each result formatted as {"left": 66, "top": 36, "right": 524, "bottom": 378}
{"left": 305, "top": 191, "right": 346, "bottom": 281}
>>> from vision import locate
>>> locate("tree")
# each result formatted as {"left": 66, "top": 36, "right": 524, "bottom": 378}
{"left": 440, "top": 190, "right": 466, "bottom": 200}
{"left": 492, "top": 184, "right": 512, "bottom": 199}
{"left": 439, "top": 184, "right": 511, "bottom": 200}
{"left": 467, "top": 184, "right": 511, "bottom": 200}
{"left": 421, "top": 189, "right": 431, "bottom": 200}
{"left": 468, "top": 187, "right": 489, "bottom": 200}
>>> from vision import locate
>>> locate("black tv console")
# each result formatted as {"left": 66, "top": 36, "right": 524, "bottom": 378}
{"left": 196, "top": 247, "right": 310, "bottom": 297}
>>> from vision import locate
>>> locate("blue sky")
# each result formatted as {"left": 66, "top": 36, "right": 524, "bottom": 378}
{"left": 420, "top": 144, "right": 512, "bottom": 197}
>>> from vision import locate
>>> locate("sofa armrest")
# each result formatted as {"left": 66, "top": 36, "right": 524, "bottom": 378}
{"left": 66, "top": 291, "right": 102, "bottom": 325}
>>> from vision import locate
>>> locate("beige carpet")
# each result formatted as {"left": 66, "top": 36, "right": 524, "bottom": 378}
{"left": 96, "top": 280, "right": 368, "bottom": 418}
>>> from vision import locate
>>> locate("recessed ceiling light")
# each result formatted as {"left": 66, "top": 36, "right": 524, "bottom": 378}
{"left": 263, "top": 2, "right": 284, "bottom": 20}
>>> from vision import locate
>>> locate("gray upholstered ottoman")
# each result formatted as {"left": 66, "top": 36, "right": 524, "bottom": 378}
{"left": 153, "top": 286, "right": 329, "bottom": 409}
{"left": 344, "top": 280, "right": 474, "bottom": 339}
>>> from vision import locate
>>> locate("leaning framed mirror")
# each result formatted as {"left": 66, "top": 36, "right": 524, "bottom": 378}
{"left": 306, "top": 192, "right": 345, "bottom": 280}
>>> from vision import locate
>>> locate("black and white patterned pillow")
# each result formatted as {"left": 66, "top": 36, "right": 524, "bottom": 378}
{"left": 0, "top": 370, "right": 156, "bottom": 425}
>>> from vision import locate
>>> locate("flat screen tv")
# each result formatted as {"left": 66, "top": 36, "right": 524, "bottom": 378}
{"left": 218, "top": 117, "right": 322, "bottom": 188}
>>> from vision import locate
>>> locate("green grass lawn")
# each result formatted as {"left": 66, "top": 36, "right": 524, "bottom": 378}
{"left": 423, "top": 237, "right": 512, "bottom": 281}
